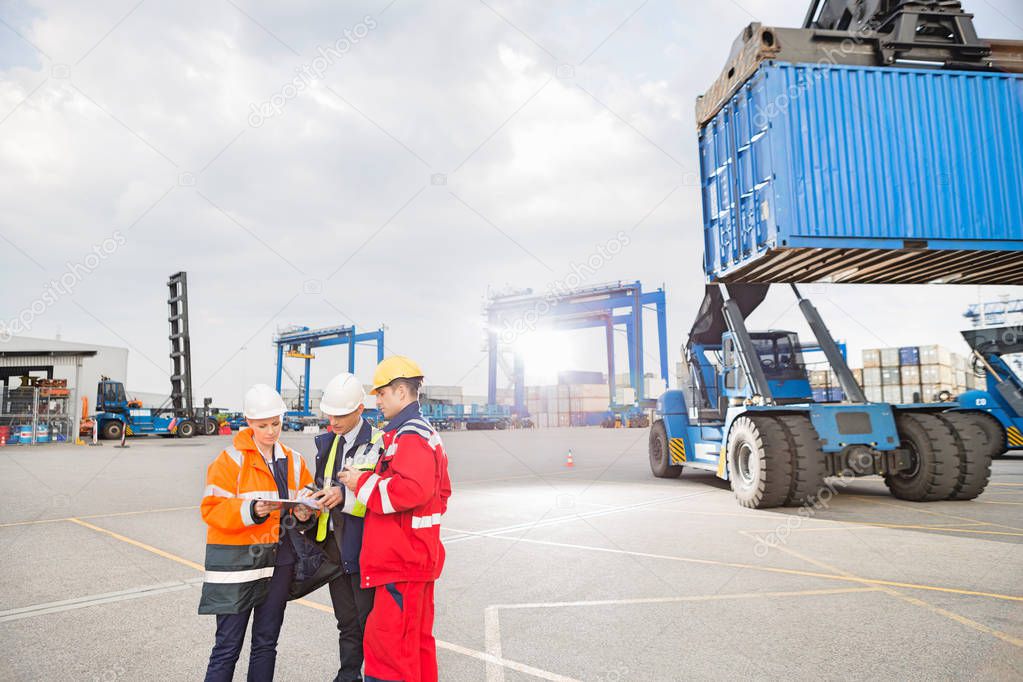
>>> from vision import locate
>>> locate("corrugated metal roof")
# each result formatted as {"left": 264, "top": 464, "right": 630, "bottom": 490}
{"left": 0, "top": 353, "right": 89, "bottom": 367}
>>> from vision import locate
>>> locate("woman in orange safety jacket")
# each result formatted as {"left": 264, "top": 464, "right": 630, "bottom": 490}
{"left": 199, "top": 384, "right": 321, "bottom": 682}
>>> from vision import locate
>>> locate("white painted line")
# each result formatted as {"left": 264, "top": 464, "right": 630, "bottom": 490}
{"left": 452, "top": 486, "right": 617, "bottom": 509}
{"left": 468, "top": 534, "right": 1023, "bottom": 603}
{"left": 60, "top": 517, "right": 582, "bottom": 681}
{"left": 0, "top": 578, "right": 203, "bottom": 623}
{"left": 436, "top": 640, "right": 581, "bottom": 682}
{"left": 484, "top": 605, "right": 505, "bottom": 682}
{"left": 478, "top": 587, "right": 879, "bottom": 682}
{"left": 444, "top": 491, "right": 714, "bottom": 544}
{"left": 455, "top": 466, "right": 606, "bottom": 486}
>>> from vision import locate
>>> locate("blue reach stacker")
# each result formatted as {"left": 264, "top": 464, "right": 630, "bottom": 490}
{"left": 648, "top": 0, "right": 1023, "bottom": 508}
{"left": 951, "top": 327, "right": 1023, "bottom": 456}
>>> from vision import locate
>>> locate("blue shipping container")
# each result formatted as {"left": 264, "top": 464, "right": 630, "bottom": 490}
{"left": 699, "top": 62, "right": 1023, "bottom": 285}
{"left": 899, "top": 346, "right": 920, "bottom": 366}
{"left": 812, "top": 388, "right": 845, "bottom": 403}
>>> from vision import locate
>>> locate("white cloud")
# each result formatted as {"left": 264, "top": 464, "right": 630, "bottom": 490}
{"left": 0, "top": 0, "right": 1020, "bottom": 409}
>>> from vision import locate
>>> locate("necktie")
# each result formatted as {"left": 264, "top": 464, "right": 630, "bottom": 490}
{"left": 315, "top": 434, "right": 343, "bottom": 541}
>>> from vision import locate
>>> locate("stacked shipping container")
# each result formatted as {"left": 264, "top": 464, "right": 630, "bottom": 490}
{"left": 421, "top": 384, "right": 464, "bottom": 404}
{"left": 807, "top": 368, "right": 860, "bottom": 403}
{"left": 525, "top": 383, "right": 611, "bottom": 428}
{"left": 861, "top": 346, "right": 981, "bottom": 404}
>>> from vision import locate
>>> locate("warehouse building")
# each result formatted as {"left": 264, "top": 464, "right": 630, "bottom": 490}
{"left": 0, "top": 336, "right": 129, "bottom": 444}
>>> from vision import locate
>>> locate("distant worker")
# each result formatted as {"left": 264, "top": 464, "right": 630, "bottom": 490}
{"left": 199, "top": 384, "right": 321, "bottom": 682}
{"left": 338, "top": 356, "right": 452, "bottom": 682}
{"left": 311, "top": 372, "right": 384, "bottom": 682}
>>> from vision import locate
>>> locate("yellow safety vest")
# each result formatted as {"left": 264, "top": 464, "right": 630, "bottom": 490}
{"left": 316, "top": 427, "right": 383, "bottom": 540}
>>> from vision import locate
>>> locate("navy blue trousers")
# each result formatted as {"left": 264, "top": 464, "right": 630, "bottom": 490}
{"left": 204, "top": 561, "right": 295, "bottom": 682}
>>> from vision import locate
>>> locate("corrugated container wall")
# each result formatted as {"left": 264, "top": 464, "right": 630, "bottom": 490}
{"left": 700, "top": 62, "right": 1023, "bottom": 285}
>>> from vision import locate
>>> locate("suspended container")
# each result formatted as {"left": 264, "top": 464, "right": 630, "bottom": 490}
{"left": 698, "top": 52, "right": 1023, "bottom": 285}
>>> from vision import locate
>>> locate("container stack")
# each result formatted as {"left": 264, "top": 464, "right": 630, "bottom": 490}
{"left": 861, "top": 345, "right": 982, "bottom": 403}
{"left": 526, "top": 383, "right": 611, "bottom": 427}
{"left": 807, "top": 368, "right": 858, "bottom": 403}
{"left": 613, "top": 373, "right": 667, "bottom": 402}
{"left": 420, "top": 384, "right": 464, "bottom": 405}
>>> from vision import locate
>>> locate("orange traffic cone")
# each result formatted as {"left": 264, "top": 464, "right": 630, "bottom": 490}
{"left": 565, "top": 449, "right": 574, "bottom": 467}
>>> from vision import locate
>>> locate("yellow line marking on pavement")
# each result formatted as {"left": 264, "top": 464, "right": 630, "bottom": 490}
{"left": 67, "top": 518, "right": 204, "bottom": 571}
{"left": 743, "top": 523, "right": 1023, "bottom": 537}
{"left": 65, "top": 518, "right": 580, "bottom": 681}
{"left": 989, "top": 483, "right": 1023, "bottom": 487}
{"left": 848, "top": 496, "right": 1023, "bottom": 532}
{"left": 491, "top": 587, "right": 881, "bottom": 610}
{"left": 0, "top": 518, "right": 67, "bottom": 528}
{"left": 0, "top": 505, "right": 198, "bottom": 528}
{"left": 463, "top": 533, "right": 1023, "bottom": 604}
{"left": 740, "top": 531, "right": 1023, "bottom": 649}
{"left": 974, "top": 500, "right": 1023, "bottom": 506}
{"left": 79, "top": 505, "right": 199, "bottom": 520}
{"left": 650, "top": 504, "right": 1002, "bottom": 530}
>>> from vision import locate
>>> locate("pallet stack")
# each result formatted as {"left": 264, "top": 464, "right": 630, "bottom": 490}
{"left": 807, "top": 368, "right": 860, "bottom": 402}
{"left": 861, "top": 345, "right": 982, "bottom": 403}
{"left": 526, "top": 384, "right": 610, "bottom": 427}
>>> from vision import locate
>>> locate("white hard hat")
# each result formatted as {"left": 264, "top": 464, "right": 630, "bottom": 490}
{"left": 243, "top": 384, "right": 287, "bottom": 420}
{"left": 320, "top": 373, "right": 366, "bottom": 416}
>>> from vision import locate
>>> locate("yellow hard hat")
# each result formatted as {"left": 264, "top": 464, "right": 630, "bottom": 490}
{"left": 370, "top": 355, "right": 424, "bottom": 394}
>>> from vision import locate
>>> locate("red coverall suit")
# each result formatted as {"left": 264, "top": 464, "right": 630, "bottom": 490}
{"left": 354, "top": 402, "right": 452, "bottom": 682}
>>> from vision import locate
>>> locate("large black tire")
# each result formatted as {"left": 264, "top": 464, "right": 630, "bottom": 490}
{"left": 884, "top": 413, "right": 960, "bottom": 502}
{"left": 726, "top": 415, "right": 793, "bottom": 509}
{"left": 649, "top": 421, "right": 683, "bottom": 479}
{"left": 100, "top": 420, "right": 123, "bottom": 440}
{"left": 963, "top": 411, "right": 1007, "bottom": 459}
{"left": 776, "top": 415, "right": 828, "bottom": 507}
{"left": 203, "top": 418, "right": 218, "bottom": 436}
{"left": 177, "top": 420, "right": 196, "bottom": 438}
{"left": 936, "top": 412, "right": 993, "bottom": 501}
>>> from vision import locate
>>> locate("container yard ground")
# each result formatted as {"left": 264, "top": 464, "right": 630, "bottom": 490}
{"left": 1, "top": 429, "right": 1021, "bottom": 681}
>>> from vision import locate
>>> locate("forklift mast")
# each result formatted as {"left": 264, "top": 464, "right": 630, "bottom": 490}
{"left": 721, "top": 297, "right": 775, "bottom": 402}
{"left": 789, "top": 285, "right": 867, "bottom": 403}
{"left": 167, "top": 272, "right": 194, "bottom": 419}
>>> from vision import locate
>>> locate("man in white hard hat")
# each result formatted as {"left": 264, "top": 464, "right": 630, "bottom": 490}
{"left": 312, "top": 373, "right": 384, "bottom": 682}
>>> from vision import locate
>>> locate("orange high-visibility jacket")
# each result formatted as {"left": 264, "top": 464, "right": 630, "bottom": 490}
{"left": 198, "top": 428, "right": 314, "bottom": 615}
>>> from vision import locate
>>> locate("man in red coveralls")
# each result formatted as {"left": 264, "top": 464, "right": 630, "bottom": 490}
{"left": 338, "top": 356, "right": 451, "bottom": 682}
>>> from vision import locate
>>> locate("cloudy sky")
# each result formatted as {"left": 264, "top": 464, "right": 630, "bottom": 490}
{"left": 2, "top": 0, "right": 1021, "bottom": 409}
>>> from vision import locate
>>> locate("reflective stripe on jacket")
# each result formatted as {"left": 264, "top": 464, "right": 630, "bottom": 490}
{"left": 198, "top": 427, "right": 314, "bottom": 615}
{"left": 354, "top": 402, "right": 452, "bottom": 588}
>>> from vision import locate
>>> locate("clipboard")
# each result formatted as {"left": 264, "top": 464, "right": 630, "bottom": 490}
{"left": 254, "top": 498, "right": 321, "bottom": 509}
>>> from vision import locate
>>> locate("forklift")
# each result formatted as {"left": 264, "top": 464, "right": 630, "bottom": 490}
{"left": 649, "top": 285, "right": 999, "bottom": 508}
{"left": 92, "top": 272, "right": 217, "bottom": 439}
